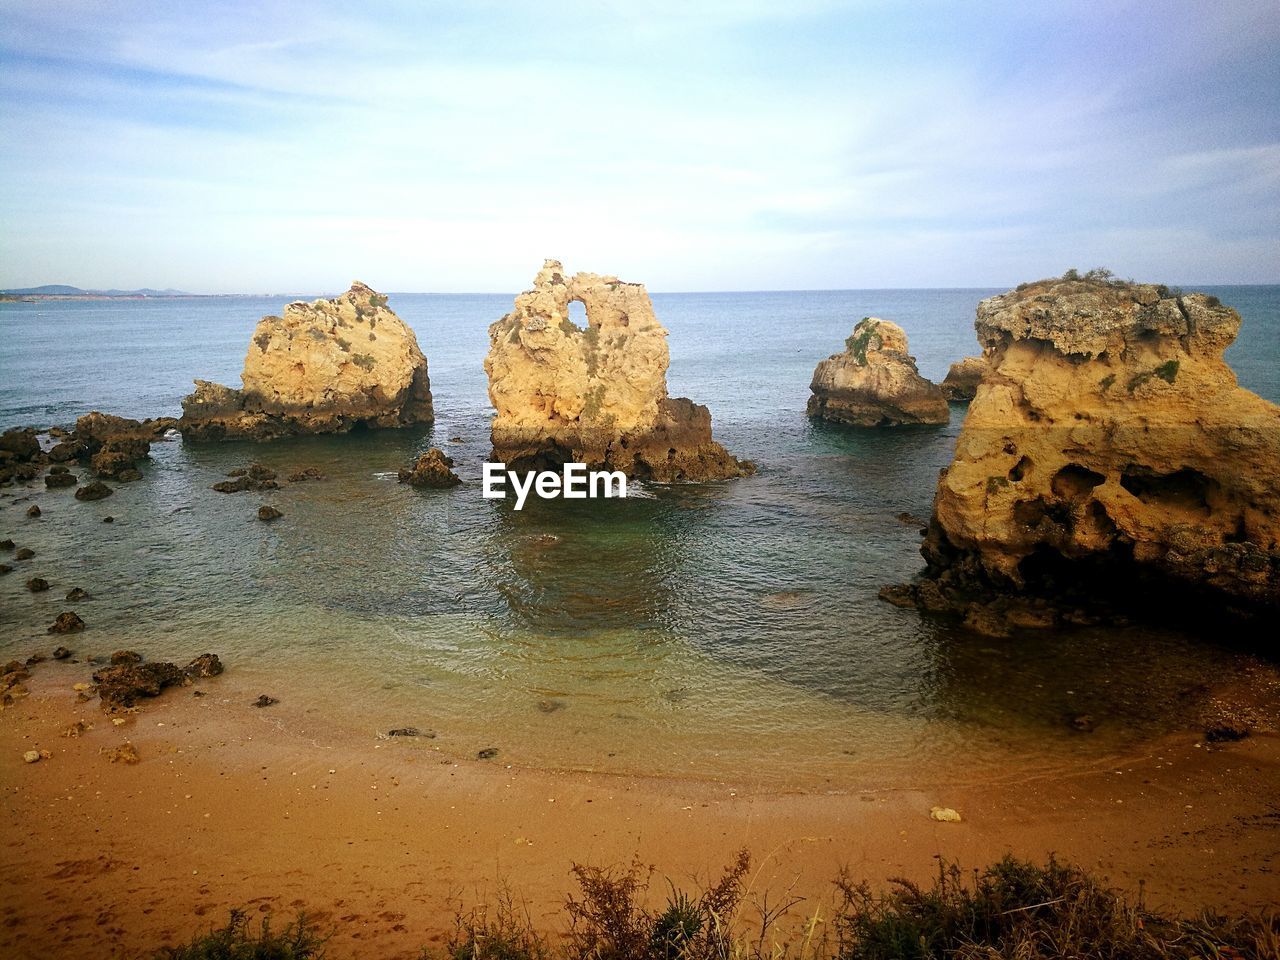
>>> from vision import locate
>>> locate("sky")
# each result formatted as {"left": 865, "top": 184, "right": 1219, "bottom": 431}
{"left": 0, "top": 0, "right": 1277, "bottom": 293}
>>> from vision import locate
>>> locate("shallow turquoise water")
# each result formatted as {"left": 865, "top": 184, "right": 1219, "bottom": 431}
{"left": 1, "top": 287, "right": 1277, "bottom": 785}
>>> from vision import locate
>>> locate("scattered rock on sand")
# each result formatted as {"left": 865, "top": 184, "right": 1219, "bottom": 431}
{"left": 93, "top": 660, "right": 189, "bottom": 710}
{"left": 52, "top": 646, "right": 73, "bottom": 659}
{"left": 49, "top": 613, "right": 85, "bottom": 634}
{"left": 398, "top": 448, "right": 461, "bottom": 488}
{"left": 257, "top": 505, "right": 283, "bottom": 521}
{"left": 23, "top": 749, "right": 41, "bottom": 764}
{"left": 253, "top": 694, "right": 278, "bottom": 708}
{"left": 1205, "top": 724, "right": 1250, "bottom": 743}
{"left": 387, "top": 727, "right": 423, "bottom": 737}
{"left": 25, "top": 577, "right": 50, "bottom": 592}
{"left": 477, "top": 747, "right": 499, "bottom": 760}
{"left": 75, "top": 480, "right": 114, "bottom": 501}
{"left": 184, "top": 653, "right": 224, "bottom": 678}
{"left": 930, "top": 806, "right": 962, "bottom": 822}
{"left": 104, "top": 742, "right": 140, "bottom": 764}
{"left": 63, "top": 720, "right": 92, "bottom": 737}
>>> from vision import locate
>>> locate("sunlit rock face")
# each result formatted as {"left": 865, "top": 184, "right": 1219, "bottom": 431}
{"left": 179, "top": 283, "right": 432, "bottom": 440}
{"left": 484, "top": 259, "right": 752, "bottom": 481}
{"left": 923, "top": 276, "right": 1280, "bottom": 623}
{"left": 807, "top": 317, "right": 949, "bottom": 426}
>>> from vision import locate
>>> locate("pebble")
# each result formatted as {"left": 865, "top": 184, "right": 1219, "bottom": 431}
{"left": 23, "top": 750, "right": 41, "bottom": 764}
{"left": 930, "top": 806, "right": 962, "bottom": 822}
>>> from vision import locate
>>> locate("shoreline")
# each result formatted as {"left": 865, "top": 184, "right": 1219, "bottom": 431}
{"left": 3, "top": 665, "right": 1278, "bottom": 959}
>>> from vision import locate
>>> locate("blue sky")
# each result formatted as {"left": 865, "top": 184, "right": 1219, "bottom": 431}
{"left": 1, "top": 0, "right": 1276, "bottom": 292}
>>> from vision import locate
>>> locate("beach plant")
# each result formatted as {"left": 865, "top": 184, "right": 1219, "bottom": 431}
{"left": 845, "top": 319, "right": 880, "bottom": 365}
{"left": 154, "top": 908, "right": 328, "bottom": 959}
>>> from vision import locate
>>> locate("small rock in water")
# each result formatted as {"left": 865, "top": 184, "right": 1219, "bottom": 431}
{"left": 387, "top": 727, "right": 422, "bottom": 737}
{"left": 25, "top": 653, "right": 46, "bottom": 665}
{"left": 45, "top": 472, "right": 77, "bottom": 489}
{"left": 477, "top": 747, "right": 499, "bottom": 760}
{"left": 75, "top": 480, "right": 114, "bottom": 501}
{"left": 65, "top": 587, "right": 90, "bottom": 601}
{"left": 25, "top": 577, "right": 50, "bottom": 593}
{"left": 52, "top": 645, "right": 74, "bottom": 659}
{"left": 104, "top": 742, "right": 140, "bottom": 764}
{"left": 930, "top": 806, "right": 963, "bottom": 823}
{"left": 49, "top": 612, "right": 85, "bottom": 635}
{"left": 110, "top": 650, "right": 143, "bottom": 666}
{"left": 184, "top": 653, "right": 224, "bottom": 678}
{"left": 102, "top": 516, "right": 115, "bottom": 523}
{"left": 15, "top": 547, "right": 34, "bottom": 560}
{"left": 253, "top": 694, "right": 278, "bottom": 708}
{"left": 895, "top": 511, "right": 925, "bottom": 526}
{"left": 23, "top": 749, "right": 41, "bottom": 764}
{"left": 257, "top": 505, "right": 283, "bottom": 522}
{"left": 536, "top": 699, "right": 567, "bottom": 714}
{"left": 398, "top": 448, "right": 461, "bottom": 488}
{"left": 1068, "top": 713, "right": 1095, "bottom": 733}
{"left": 287, "top": 467, "right": 326, "bottom": 482}
{"left": 0, "top": 564, "right": 11, "bottom": 576}
{"left": 1205, "top": 724, "right": 1250, "bottom": 743}
{"left": 25, "top": 504, "right": 41, "bottom": 517}
{"left": 0, "top": 539, "right": 15, "bottom": 550}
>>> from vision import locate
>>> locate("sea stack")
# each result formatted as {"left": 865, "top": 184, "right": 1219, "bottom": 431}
{"left": 179, "top": 283, "right": 432, "bottom": 440}
{"left": 484, "top": 259, "right": 751, "bottom": 481}
{"left": 807, "top": 318, "right": 949, "bottom": 426}
{"left": 940, "top": 356, "right": 988, "bottom": 402}
{"left": 918, "top": 275, "right": 1280, "bottom": 626}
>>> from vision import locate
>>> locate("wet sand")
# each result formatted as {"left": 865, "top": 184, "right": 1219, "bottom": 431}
{"left": 3, "top": 664, "right": 1279, "bottom": 960}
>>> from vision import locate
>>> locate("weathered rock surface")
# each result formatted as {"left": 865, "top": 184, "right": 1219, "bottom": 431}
{"left": 398, "top": 448, "right": 461, "bottom": 488}
{"left": 48, "top": 612, "right": 85, "bottom": 634}
{"left": 179, "top": 283, "right": 433, "bottom": 440}
{"left": 940, "top": 356, "right": 988, "bottom": 402}
{"left": 93, "top": 661, "right": 187, "bottom": 710}
{"left": 808, "top": 318, "right": 949, "bottom": 426}
{"left": 257, "top": 505, "right": 283, "bottom": 522}
{"left": 75, "top": 480, "right": 113, "bottom": 501}
{"left": 915, "top": 277, "right": 1280, "bottom": 627}
{"left": 485, "top": 260, "right": 751, "bottom": 481}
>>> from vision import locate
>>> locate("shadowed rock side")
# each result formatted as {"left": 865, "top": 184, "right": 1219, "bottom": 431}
{"left": 484, "top": 260, "right": 752, "bottom": 481}
{"left": 941, "top": 356, "right": 988, "bottom": 402}
{"left": 807, "top": 318, "right": 949, "bottom": 426}
{"left": 910, "top": 277, "right": 1280, "bottom": 630}
{"left": 179, "top": 282, "right": 433, "bottom": 440}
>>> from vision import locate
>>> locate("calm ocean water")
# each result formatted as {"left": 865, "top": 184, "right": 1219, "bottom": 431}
{"left": 2, "top": 286, "right": 1278, "bottom": 785}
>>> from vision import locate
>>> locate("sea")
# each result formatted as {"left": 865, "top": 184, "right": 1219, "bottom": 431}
{"left": 2, "top": 286, "right": 1278, "bottom": 787}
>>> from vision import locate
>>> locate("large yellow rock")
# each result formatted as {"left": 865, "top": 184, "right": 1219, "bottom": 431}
{"left": 484, "top": 260, "right": 751, "bottom": 481}
{"left": 179, "top": 282, "right": 432, "bottom": 440}
{"left": 924, "top": 276, "right": 1280, "bottom": 619}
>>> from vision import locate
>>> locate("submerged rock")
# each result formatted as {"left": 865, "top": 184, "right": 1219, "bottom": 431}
{"left": 45, "top": 471, "right": 78, "bottom": 488}
{"left": 485, "top": 260, "right": 752, "bottom": 481}
{"left": 808, "top": 318, "right": 949, "bottom": 426}
{"left": 257, "top": 505, "right": 283, "bottom": 521}
{"left": 940, "top": 356, "right": 988, "bottom": 402}
{"left": 179, "top": 283, "right": 433, "bottom": 440}
{"left": 398, "top": 448, "right": 461, "bottom": 488}
{"left": 25, "top": 504, "right": 40, "bottom": 517}
{"left": 75, "top": 480, "right": 114, "bottom": 501}
{"left": 48, "top": 612, "right": 85, "bottom": 634}
{"left": 65, "top": 587, "right": 89, "bottom": 601}
{"left": 25, "top": 577, "right": 49, "bottom": 592}
{"left": 919, "top": 276, "right": 1280, "bottom": 627}
{"left": 15, "top": 547, "right": 35, "bottom": 560}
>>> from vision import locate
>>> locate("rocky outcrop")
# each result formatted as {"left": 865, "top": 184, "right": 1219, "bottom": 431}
{"left": 179, "top": 282, "right": 433, "bottom": 441}
{"left": 807, "top": 318, "right": 949, "bottom": 426}
{"left": 484, "top": 260, "right": 751, "bottom": 481}
{"left": 398, "top": 448, "right": 461, "bottom": 488}
{"left": 913, "top": 277, "right": 1280, "bottom": 628}
{"left": 940, "top": 356, "right": 988, "bottom": 402}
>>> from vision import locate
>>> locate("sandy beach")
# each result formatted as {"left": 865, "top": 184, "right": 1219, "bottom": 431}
{"left": 4, "top": 662, "right": 1278, "bottom": 959}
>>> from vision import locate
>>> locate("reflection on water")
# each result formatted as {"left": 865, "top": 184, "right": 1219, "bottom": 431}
{"left": 2, "top": 288, "right": 1278, "bottom": 787}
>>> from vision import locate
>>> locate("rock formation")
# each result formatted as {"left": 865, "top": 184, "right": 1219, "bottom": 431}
{"left": 908, "top": 276, "right": 1280, "bottom": 630}
{"left": 940, "top": 356, "right": 988, "bottom": 402}
{"left": 399, "top": 448, "right": 461, "bottom": 488}
{"left": 484, "top": 260, "right": 751, "bottom": 481}
{"left": 807, "top": 318, "right": 949, "bottom": 426}
{"left": 179, "top": 282, "right": 432, "bottom": 440}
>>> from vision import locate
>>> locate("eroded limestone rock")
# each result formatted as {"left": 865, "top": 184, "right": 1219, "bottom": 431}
{"left": 916, "top": 276, "right": 1280, "bottom": 626}
{"left": 807, "top": 318, "right": 949, "bottom": 426}
{"left": 940, "top": 356, "right": 988, "bottom": 402}
{"left": 484, "top": 260, "right": 751, "bottom": 481}
{"left": 398, "top": 448, "right": 461, "bottom": 488}
{"left": 179, "top": 282, "right": 433, "bottom": 440}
